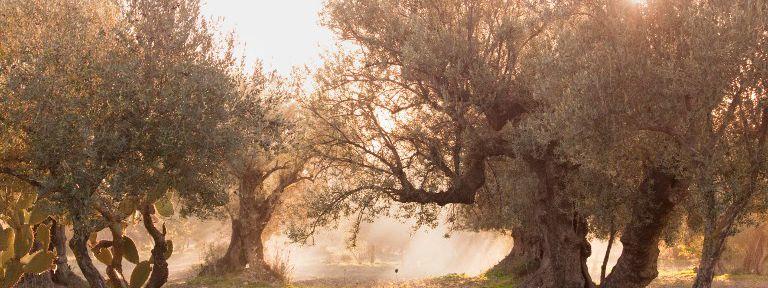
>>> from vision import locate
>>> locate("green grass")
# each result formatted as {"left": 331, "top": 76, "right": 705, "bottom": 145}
{"left": 169, "top": 274, "right": 282, "bottom": 288}
{"left": 714, "top": 273, "right": 768, "bottom": 281}
{"left": 657, "top": 268, "right": 697, "bottom": 277}
{"left": 478, "top": 273, "right": 517, "bottom": 288}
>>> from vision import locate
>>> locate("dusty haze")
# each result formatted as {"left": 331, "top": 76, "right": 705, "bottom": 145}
{"left": 136, "top": 216, "right": 628, "bottom": 282}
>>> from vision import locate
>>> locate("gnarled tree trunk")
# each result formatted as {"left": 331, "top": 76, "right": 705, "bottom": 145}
{"left": 493, "top": 152, "right": 593, "bottom": 288}
{"left": 601, "top": 168, "right": 689, "bottom": 288}
{"left": 209, "top": 189, "right": 274, "bottom": 276}
{"left": 70, "top": 220, "right": 108, "bottom": 288}
{"left": 218, "top": 205, "right": 277, "bottom": 279}
{"left": 692, "top": 193, "right": 755, "bottom": 288}
{"left": 51, "top": 222, "right": 88, "bottom": 287}
{"left": 203, "top": 166, "right": 300, "bottom": 281}
{"left": 142, "top": 204, "right": 169, "bottom": 288}
{"left": 492, "top": 226, "right": 544, "bottom": 277}
{"left": 494, "top": 217, "right": 592, "bottom": 288}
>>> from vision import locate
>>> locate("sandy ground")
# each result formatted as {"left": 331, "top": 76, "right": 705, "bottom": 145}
{"left": 69, "top": 218, "right": 768, "bottom": 288}
{"left": 168, "top": 276, "right": 768, "bottom": 288}
{"left": 166, "top": 267, "right": 768, "bottom": 288}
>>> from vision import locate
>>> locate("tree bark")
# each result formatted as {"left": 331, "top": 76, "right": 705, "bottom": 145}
{"left": 211, "top": 214, "right": 269, "bottom": 274}
{"left": 492, "top": 226, "right": 544, "bottom": 277}
{"left": 522, "top": 155, "right": 593, "bottom": 288}
{"left": 692, "top": 192, "right": 749, "bottom": 287}
{"left": 492, "top": 153, "right": 594, "bottom": 288}
{"left": 600, "top": 225, "right": 617, "bottom": 284}
{"left": 16, "top": 274, "right": 57, "bottom": 288}
{"left": 70, "top": 222, "right": 108, "bottom": 288}
{"left": 105, "top": 224, "right": 129, "bottom": 288}
{"left": 201, "top": 169, "right": 286, "bottom": 281}
{"left": 207, "top": 172, "right": 264, "bottom": 272}
{"left": 50, "top": 222, "right": 88, "bottom": 288}
{"left": 601, "top": 168, "right": 689, "bottom": 288}
{"left": 692, "top": 231, "right": 728, "bottom": 288}
{"left": 494, "top": 217, "right": 593, "bottom": 288}
{"left": 142, "top": 205, "right": 169, "bottom": 288}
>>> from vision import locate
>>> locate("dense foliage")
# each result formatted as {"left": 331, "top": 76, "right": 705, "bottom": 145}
{"left": 0, "top": 0, "right": 243, "bottom": 287}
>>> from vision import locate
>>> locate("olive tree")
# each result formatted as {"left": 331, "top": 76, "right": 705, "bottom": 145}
{"left": 201, "top": 66, "right": 310, "bottom": 280}
{"left": 0, "top": 0, "right": 241, "bottom": 287}
{"left": 299, "top": 0, "right": 599, "bottom": 287}
{"left": 302, "top": 1, "right": 768, "bottom": 288}
{"left": 542, "top": 0, "right": 768, "bottom": 287}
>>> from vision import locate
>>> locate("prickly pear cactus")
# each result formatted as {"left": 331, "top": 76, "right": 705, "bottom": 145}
{"left": 0, "top": 193, "right": 56, "bottom": 288}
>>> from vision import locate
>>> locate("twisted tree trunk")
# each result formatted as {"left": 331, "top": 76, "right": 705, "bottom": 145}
{"left": 496, "top": 216, "right": 592, "bottom": 288}
{"left": 142, "top": 204, "right": 169, "bottom": 288}
{"left": 210, "top": 188, "right": 273, "bottom": 276}
{"left": 70, "top": 221, "right": 108, "bottom": 288}
{"left": 203, "top": 166, "right": 300, "bottom": 281}
{"left": 497, "top": 166, "right": 688, "bottom": 288}
{"left": 601, "top": 168, "right": 689, "bottom": 288}
{"left": 692, "top": 193, "right": 754, "bottom": 288}
{"left": 101, "top": 224, "right": 130, "bottom": 288}
{"left": 50, "top": 222, "right": 88, "bottom": 288}
{"left": 492, "top": 226, "right": 544, "bottom": 277}
{"left": 492, "top": 152, "right": 593, "bottom": 288}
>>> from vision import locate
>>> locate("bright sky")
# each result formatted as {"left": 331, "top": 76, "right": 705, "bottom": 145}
{"left": 201, "top": 0, "right": 336, "bottom": 74}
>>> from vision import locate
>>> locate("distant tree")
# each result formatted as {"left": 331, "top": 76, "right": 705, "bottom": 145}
{"left": 718, "top": 223, "right": 768, "bottom": 275}
{"left": 201, "top": 66, "right": 310, "bottom": 280}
